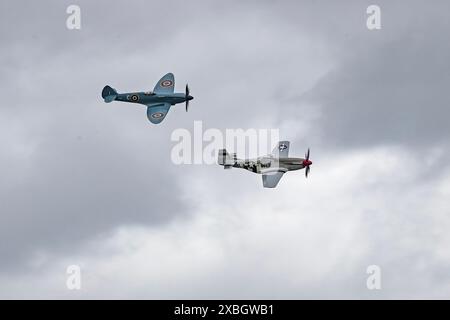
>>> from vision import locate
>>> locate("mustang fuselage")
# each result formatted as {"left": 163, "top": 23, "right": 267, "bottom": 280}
{"left": 230, "top": 156, "right": 308, "bottom": 174}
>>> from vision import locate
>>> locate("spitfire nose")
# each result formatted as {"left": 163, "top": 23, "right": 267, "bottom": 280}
{"left": 302, "top": 159, "right": 312, "bottom": 166}
{"left": 187, "top": 95, "right": 194, "bottom": 101}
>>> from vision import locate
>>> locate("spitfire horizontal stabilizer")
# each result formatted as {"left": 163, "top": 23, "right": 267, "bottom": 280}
{"left": 102, "top": 85, "right": 118, "bottom": 103}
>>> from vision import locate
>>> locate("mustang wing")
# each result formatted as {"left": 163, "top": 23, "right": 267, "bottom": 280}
{"left": 271, "top": 141, "right": 290, "bottom": 158}
{"left": 262, "top": 171, "right": 285, "bottom": 188}
{"left": 153, "top": 73, "right": 175, "bottom": 94}
{"left": 146, "top": 103, "right": 171, "bottom": 124}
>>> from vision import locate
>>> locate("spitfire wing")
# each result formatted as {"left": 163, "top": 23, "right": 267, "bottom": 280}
{"left": 262, "top": 172, "right": 285, "bottom": 188}
{"left": 146, "top": 103, "right": 171, "bottom": 124}
{"left": 153, "top": 73, "right": 175, "bottom": 94}
{"left": 271, "top": 141, "right": 290, "bottom": 158}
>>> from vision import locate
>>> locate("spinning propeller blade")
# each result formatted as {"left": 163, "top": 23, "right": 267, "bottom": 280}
{"left": 302, "top": 148, "right": 312, "bottom": 178}
{"left": 185, "top": 84, "right": 190, "bottom": 112}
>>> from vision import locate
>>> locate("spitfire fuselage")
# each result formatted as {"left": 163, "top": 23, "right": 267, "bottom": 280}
{"left": 115, "top": 92, "right": 192, "bottom": 106}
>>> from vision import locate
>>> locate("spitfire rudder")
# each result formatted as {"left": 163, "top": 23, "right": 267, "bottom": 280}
{"left": 102, "top": 85, "right": 118, "bottom": 103}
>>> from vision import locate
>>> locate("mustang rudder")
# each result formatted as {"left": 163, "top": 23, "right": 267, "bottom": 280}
{"left": 218, "top": 149, "right": 236, "bottom": 168}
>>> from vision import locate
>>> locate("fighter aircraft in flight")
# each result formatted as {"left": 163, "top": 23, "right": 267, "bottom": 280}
{"left": 101, "top": 73, "right": 193, "bottom": 124}
{"left": 218, "top": 141, "right": 312, "bottom": 188}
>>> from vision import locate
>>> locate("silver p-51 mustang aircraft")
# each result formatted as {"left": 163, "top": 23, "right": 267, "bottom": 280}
{"left": 218, "top": 141, "right": 312, "bottom": 188}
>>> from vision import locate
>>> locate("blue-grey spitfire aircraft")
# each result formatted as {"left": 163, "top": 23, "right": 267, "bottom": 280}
{"left": 218, "top": 141, "right": 313, "bottom": 188}
{"left": 101, "top": 73, "right": 193, "bottom": 124}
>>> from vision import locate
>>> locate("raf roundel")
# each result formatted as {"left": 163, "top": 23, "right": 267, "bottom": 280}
{"left": 151, "top": 112, "right": 164, "bottom": 119}
{"left": 129, "top": 94, "right": 139, "bottom": 102}
{"left": 161, "top": 80, "right": 173, "bottom": 87}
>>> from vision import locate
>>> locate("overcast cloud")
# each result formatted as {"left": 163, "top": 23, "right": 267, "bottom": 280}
{"left": 0, "top": 0, "right": 449, "bottom": 299}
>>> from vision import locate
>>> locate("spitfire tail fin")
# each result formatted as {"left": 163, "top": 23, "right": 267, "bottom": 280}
{"left": 102, "top": 85, "right": 118, "bottom": 103}
{"left": 218, "top": 149, "right": 236, "bottom": 169}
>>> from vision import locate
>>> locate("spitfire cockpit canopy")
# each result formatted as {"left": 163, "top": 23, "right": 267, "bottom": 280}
{"left": 144, "top": 91, "right": 156, "bottom": 96}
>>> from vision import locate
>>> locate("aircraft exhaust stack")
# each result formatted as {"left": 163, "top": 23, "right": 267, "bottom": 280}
{"left": 102, "top": 85, "right": 118, "bottom": 103}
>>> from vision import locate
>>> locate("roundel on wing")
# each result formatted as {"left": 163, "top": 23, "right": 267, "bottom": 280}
{"left": 161, "top": 80, "right": 173, "bottom": 87}
{"left": 151, "top": 112, "right": 164, "bottom": 119}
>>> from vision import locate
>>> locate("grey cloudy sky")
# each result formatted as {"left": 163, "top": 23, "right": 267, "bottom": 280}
{"left": 1, "top": 0, "right": 450, "bottom": 299}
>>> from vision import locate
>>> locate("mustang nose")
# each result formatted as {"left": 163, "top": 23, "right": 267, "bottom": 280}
{"left": 302, "top": 159, "right": 312, "bottom": 166}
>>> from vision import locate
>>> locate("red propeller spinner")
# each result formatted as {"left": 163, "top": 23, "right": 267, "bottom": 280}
{"left": 302, "top": 148, "right": 312, "bottom": 178}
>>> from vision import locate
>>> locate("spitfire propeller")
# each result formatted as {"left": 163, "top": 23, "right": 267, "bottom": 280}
{"left": 185, "top": 84, "right": 190, "bottom": 112}
{"left": 302, "top": 148, "right": 312, "bottom": 178}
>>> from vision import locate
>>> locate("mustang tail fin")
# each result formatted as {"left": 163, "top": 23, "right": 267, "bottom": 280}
{"left": 218, "top": 149, "right": 236, "bottom": 169}
{"left": 102, "top": 85, "right": 118, "bottom": 103}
